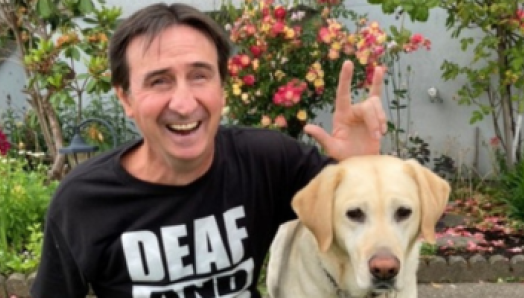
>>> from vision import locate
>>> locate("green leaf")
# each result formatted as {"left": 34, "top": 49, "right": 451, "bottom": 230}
{"left": 78, "top": 0, "right": 95, "bottom": 15}
{"left": 403, "top": 3, "right": 414, "bottom": 12}
{"left": 64, "top": 47, "right": 81, "bottom": 61}
{"left": 85, "top": 78, "right": 97, "bottom": 93}
{"left": 76, "top": 73, "right": 91, "bottom": 80}
{"left": 460, "top": 37, "right": 474, "bottom": 51}
{"left": 62, "top": 94, "right": 76, "bottom": 106}
{"left": 36, "top": 0, "right": 54, "bottom": 19}
{"left": 71, "top": 47, "right": 81, "bottom": 61}
{"left": 82, "top": 17, "right": 98, "bottom": 24}
{"left": 49, "top": 92, "right": 62, "bottom": 106}
{"left": 413, "top": 7, "right": 429, "bottom": 22}
{"left": 470, "top": 110, "right": 484, "bottom": 124}
{"left": 99, "top": 75, "right": 111, "bottom": 83}
{"left": 382, "top": 0, "right": 397, "bottom": 14}
{"left": 389, "top": 25, "right": 400, "bottom": 37}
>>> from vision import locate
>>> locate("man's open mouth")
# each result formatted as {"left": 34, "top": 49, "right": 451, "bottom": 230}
{"left": 167, "top": 121, "right": 202, "bottom": 135}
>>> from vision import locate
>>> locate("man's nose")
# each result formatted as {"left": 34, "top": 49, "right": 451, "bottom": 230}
{"left": 168, "top": 83, "right": 198, "bottom": 116}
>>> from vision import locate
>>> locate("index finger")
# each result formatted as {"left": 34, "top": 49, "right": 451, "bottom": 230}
{"left": 334, "top": 60, "right": 354, "bottom": 113}
{"left": 368, "top": 65, "right": 386, "bottom": 98}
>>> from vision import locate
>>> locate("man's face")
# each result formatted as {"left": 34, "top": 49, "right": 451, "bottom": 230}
{"left": 116, "top": 24, "right": 224, "bottom": 165}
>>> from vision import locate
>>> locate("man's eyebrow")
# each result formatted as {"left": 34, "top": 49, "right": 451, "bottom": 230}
{"left": 190, "top": 61, "right": 215, "bottom": 71}
{"left": 143, "top": 68, "right": 170, "bottom": 81}
{"left": 143, "top": 62, "right": 215, "bottom": 81}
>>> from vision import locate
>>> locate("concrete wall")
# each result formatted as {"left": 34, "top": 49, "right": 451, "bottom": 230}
{"left": 0, "top": 0, "right": 507, "bottom": 176}
{"left": 314, "top": 1, "right": 497, "bottom": 176}
{"left": 0, "top": 48, "right": 27, "bottom": 116}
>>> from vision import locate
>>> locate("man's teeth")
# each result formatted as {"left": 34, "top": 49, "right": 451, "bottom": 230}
{"left": 168, "top": 122, "right": 199, "bottom": 131}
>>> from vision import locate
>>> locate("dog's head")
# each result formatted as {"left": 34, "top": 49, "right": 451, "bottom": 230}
{"left": 291, "top": 155, "right": 450, "bottom": 293}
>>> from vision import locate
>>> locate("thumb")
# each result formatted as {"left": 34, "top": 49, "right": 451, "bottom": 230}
{"left": 304, "top": 124, "right": 331, "bottom": 150}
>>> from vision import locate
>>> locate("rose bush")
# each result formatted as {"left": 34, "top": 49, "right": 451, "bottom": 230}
{"left": 222, "top": 0, "right": 430, "bottom": 138}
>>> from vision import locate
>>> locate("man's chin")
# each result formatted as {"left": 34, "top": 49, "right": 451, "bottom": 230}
{"left": 167, "top": 142, "right": 214, "bottom": 165}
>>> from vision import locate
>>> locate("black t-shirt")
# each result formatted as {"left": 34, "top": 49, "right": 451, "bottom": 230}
{"left": 31, "top": 126, "right": 334, "bottom": 298}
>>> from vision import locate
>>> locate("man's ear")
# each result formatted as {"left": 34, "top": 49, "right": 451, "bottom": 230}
{"left": 405, "top": 159, "right": 450, "bottom": 244}
{"left": 115, "top": 86, "right": 134, "bottom": 118}
{"left": 291, "top": 164, "right": 344, "bottom": 252}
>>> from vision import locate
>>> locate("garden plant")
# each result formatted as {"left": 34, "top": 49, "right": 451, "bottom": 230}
{"left": 439, "top": 0, "right": 524, "bottom": 168}
{"left": 0, "top": 0, "right": 121, "bottom": 179}
{"left": 218, "top": 0, "right": 431, "bottom": 140}
{"left": 0, "top": 130, "right": 58, "bottom": 275}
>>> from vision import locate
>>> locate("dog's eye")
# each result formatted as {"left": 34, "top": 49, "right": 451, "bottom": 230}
{"left": 395, "top": 207, "right": 412, "bottom": 222}
{"left": 346, "top": 208, "right": 365, "bottom": 222}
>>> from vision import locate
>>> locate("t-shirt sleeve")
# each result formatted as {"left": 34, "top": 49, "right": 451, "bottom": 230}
{"left": 288, "top": 139, "right": 335, "bottom": 193}
{"left": 271, "top": 133, "right": 336, "bottom": 223}
{"left": 31, "top": 217, "right": 89, "bottom": 298}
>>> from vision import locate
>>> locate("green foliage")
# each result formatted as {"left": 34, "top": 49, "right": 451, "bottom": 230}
{"left": 497, "top": 159, "right": 524, "bottom": 222}
{"left": 367, "top": 0, "right": 440, "bottom": 22}
{"left": 0, "top": 154, "right": 58, "bottom": 275}
{"left": 21, "top": 1, "right": 122, "bottom": 102}
{"left": 0, "top": 0, "right": 122, "bottom": 178}
{"left": 257, "top": 253, "right": 269, "bottom": 296}
{"left": 0, "top": 223, "right": 44, "bottom": 275}
{"left": 0, "top": 97, "right": 46, "bottom": 152}
{"left": 420, "top": 242, "right": 438, "bottom": 256}
{"left": 439, "top": 0, "right": 524, "bottom": 166}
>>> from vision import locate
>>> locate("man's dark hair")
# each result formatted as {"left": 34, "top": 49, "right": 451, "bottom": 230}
{"left": 109, "top": 3, "right": 232, "bottom": 91}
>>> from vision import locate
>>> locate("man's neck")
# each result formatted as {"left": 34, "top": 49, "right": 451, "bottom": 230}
{"left": 121, "top": 141, "right": 215, "bottom": 186}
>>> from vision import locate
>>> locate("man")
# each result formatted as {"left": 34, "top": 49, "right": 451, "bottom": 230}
{"left": 31, "top": 2, "right": 387, "bottom": 298}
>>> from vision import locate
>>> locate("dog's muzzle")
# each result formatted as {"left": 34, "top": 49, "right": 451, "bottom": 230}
{"left": 368, "top": 248, "right": 400, "bottom": 294}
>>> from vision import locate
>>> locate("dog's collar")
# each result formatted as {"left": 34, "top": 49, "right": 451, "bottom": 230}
{"left": 320, "top": 265, "right": 392, "bottom": 298}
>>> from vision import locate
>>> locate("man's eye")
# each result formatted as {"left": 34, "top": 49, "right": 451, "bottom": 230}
{"left": 151, "top": 78, "right": 169, "bottom": 86}
{"left": 191, "top": 71, "right": 212, "bottom": 82}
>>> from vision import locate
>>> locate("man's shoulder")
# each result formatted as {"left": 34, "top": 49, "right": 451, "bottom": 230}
{"left": 215, "top": 125, "right": 330, "bottom": 166}
{"left": 52, "top": 139, "right": 141, "bottom": 201}
{"left": 63, "top": 139, "right": 140, "bottom": 179}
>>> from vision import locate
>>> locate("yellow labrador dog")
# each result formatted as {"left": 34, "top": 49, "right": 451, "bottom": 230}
{"left": 266, "top": 155, "right": 450, "bottom": 298}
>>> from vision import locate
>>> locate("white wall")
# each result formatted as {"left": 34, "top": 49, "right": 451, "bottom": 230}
{"left": 0, "top": 0, "right": 507, "bottom": 176}
{"left": 0, "top": 48, "right": 28, "bottom": 117}
{"left": 329, "top": 1, "right": 497, "bottom": 176}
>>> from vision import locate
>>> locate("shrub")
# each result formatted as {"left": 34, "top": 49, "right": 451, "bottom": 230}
{"left": 497, "top": 159, "right": 524, "bottom": 222}
{"left": 0, "top": 153, "right": 58, "bottom": 275}
{"left": 222, "top": 0, "right": 389, "bottom": 139}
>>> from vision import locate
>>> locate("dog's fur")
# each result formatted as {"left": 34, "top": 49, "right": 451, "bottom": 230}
{"left": 266, "top": 155, "right": 450, "bottom": 298}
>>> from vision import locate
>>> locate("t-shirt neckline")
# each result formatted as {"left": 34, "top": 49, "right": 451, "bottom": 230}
{"left": 111, "top": 138, "right": 220, "bottom": 194}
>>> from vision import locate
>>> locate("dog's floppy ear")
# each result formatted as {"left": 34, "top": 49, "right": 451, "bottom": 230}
{"left": 291, "top": 164, "right": 344, "bottom": 252}
{"left": 405, "top": 159, "right": 450, "bottom": 244}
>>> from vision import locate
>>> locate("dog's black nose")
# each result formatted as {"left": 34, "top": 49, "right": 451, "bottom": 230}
{"left": 368, "top": 251, "right": 400, "bottom": 281}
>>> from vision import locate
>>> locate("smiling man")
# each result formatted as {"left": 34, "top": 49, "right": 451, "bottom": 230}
{"left": 115, "top": 23, "right": 225, "bottom": 185}
{"left": 31, "top": 2, "right": 387, "bottom": 298}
